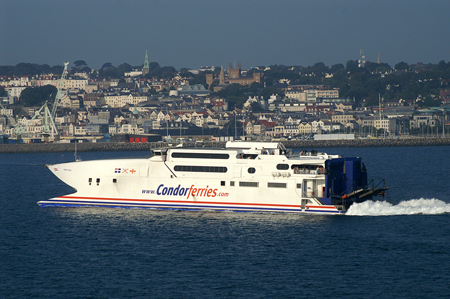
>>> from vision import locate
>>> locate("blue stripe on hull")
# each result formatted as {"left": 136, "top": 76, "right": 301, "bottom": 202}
{"left": 37, "top": 200, "right": 344, "bottom": 214}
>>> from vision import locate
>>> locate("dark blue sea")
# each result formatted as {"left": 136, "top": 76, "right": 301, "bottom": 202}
{"left": 1, "top": 146, "right": 450, "bottom": 298}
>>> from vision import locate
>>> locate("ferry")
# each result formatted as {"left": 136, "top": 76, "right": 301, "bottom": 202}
{"left": 38, "top": 141, "right": 387, "bottom": 214}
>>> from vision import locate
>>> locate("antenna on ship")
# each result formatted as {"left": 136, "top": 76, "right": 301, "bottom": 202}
{"left": 234, "top": 112, "right": 237, "bottom": 140}
{"left": 75, "top": 142, "right": 77, "bottom": 161}
{"left": 74, "top": 141, "right": 81, "bottom": 161}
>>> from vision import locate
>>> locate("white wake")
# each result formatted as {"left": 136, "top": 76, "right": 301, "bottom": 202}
{"left": 346, "top": 198, "right": 450, "bottom": 216}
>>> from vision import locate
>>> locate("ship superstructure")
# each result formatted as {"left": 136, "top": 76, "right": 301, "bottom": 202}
{"left": 38, "top": 141, "right": 387, "bottom": 214}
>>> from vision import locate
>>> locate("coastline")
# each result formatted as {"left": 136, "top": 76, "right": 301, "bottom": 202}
{"left": 2, "top": 137, "right": 450, "bottom": 154}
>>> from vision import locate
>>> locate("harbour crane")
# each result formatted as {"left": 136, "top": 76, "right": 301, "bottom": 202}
{"left": 30, "top": 62, "right": 69, "bottom": 139}
{"left": 1, "top": 62, "right": 69, "bottom": 140}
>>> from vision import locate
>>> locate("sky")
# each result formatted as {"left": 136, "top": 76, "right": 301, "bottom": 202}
{"left": 1, "top": 0, "right": 449, "bottom": 71}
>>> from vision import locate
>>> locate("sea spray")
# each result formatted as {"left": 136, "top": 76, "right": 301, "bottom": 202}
{"left": 346, "top": 198, "right": 450, "bottom": 216}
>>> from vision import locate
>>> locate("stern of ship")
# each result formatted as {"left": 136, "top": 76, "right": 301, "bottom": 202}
{"left": 321, "top": 157, "right": 388, "bottom": 212}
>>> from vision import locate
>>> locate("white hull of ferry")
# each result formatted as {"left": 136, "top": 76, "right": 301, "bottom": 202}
{"left": 40, "top": 196, "right": 342, "bottom": 214}
{"left": 39, "top": 196, "right": 344, "bottom": 214}
{"left": 39, "top": 142, "right": 384, "bottom": 214}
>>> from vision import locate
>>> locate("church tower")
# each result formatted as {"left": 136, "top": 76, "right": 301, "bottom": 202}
{"left": 228, "top": 62, "right": 241, "bottom": 79}
{"left": 219, "top": 65, "right": 225, "bottom": 85}
{"left": 142, "top": 50, "right": 150, "bottom": 76}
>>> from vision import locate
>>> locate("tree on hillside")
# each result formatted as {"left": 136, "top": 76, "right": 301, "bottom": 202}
{"left": 330, "top": 63, "right": 345, "bottom": 73}
{"left": 101, "top": 62, "right": 113, "bottom": 70}
{"left": 74, "top": 60, "right": 87, "bottom": 68}
{"left": 395, "top": 61, "right": 409, "bottom": 71}
{"left": 345, "top": 60, "right": 359, "bottom": 72}
{"left": 149, "top": 62, "right": 160, "bottom": 69}
{"left": 98, "top": 63, "right": 123, "bottom": 78}
{"left": 185, "top": 72, "right": 206, "bottom": 87}
{"left": 214, "top": 84, "right": 249, "bottom": 109}
{"left": 417, "top": 95, "right": 441, "bottom": 108}
{"left": 71, "top": 60, "right": 89, "bottom": 74}
{"left": 118, "top": 63, "right": 133, "bottom": 74}
{"left": 251, "top": 101, "right": 264, "bottom": 112}
{"left": 50, "top": 65, "right": 64, "bottom": 75}
{"left": 19, "top": 85, "right": 57, "bottom": 107}
{"left": 0, "top": 63, "right": 51, "bottom": 76}
{"left": 258, "top": 86, "right": 283, "bottom": 100}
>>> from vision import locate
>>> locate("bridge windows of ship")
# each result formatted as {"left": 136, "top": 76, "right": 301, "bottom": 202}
{"left": 174, "top": 165, "right": 228, "bottom": 173}
{"left": 171, "top": 152, "right": 230, "bottom": 159}
{"left": 291, "top": 164, "right": 324, "bottom": 174}
{"left": 248, "top": 167, "right": 256, "bottom": 174}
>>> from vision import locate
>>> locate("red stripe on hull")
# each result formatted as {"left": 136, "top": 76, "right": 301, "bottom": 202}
{"left": 58, "top": 195, "right": 337, "bottom": 210}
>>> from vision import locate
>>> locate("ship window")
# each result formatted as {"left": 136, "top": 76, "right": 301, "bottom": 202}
{"left": 297, "top": 183, "right": 302, "bottom": 189}
{"left": 171, "top": 152, "right": 229, "bottom": 159}
{"left": 221, "top": 181, "right": 225, "bottom": 186}
{"left": 113, "top": 179, "right": 117, "bottom": 183}
{"left": 88, "top": 178, "right": 92, "bottom": 185}
{"left": 248, "top": 167, "right": 256, "bottom": 174}
{"left": 239, "top": 181, "right": 258, "bottom": 187}
{"left": 268, "top": 182, "right": 286, "bottom": 188}
{"left": 292, "top": 164, "right": 323, "bottom": 174}
{"left": 276, "top": 164, "right": 289, "bottom": 170}
{"left": 96, "top": 178, "right": 100, "bottom": 185}
{"left": 230, "top": 181, "right": 235, "bottom": 186}
{"left": 174, "top": 165, "right": 227, "bottom": 173}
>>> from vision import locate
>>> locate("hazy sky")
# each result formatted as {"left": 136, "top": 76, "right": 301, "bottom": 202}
{"left": 1, "top": 0, "right": 449, "bottom": 70}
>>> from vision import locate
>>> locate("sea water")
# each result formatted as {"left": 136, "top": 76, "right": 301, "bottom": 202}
{"left": 1, "top": 146, "right": 450, "bottom": 298}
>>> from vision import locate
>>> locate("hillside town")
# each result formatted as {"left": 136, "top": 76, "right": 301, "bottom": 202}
{"left": 1, "top": 54, "right": 450, "bottom": 144}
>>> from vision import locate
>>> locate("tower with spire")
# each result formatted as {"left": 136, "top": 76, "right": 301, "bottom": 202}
{"left": 142, "top": 50, "right": 150, "bottom": 76}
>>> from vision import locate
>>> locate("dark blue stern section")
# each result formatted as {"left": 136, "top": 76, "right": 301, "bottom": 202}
{"left": 322, "top": 157, "right": 381, "bottom": 210}
{"left": 325, "top": 157, "right": 367, "bottom": 198}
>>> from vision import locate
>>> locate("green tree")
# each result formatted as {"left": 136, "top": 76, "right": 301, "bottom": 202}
{"left": 258, "top": 86, "right": 283, "bottom": 100}
{"left": 188, "top": 72, "right": 207, "bottom": 87}
{"left": 345, "top": 60, "right": 359, "bottom": 72}
{"left": 80, "top": 66, "right": 92, "bottom": 73}
{"left": 149, "top": 62, "right": 160, "bottom": 69}
{"left": 330, "top": 63, "right": 344, "bottom": 73}
{"left": 395, "top": 61, "right": 409, "bottom": 70}
{"left": 74, "top": 60, "right": 87, "bottom": 68}
{"left": 19, "top": 85, "right": 57, "bottom": 107}
{"left": 417, "top": 96, "right": 441, "bottom": 108}
{"left": 118, "top": 63, "right": 133, "bottom": 74}
{"left": 215, "top": 84, "right": 248, "bottom": 109}
{"left": 50, "top": 65, "right": 64, "bottom": 74}
{"left": 250, "top": 101, "right": 263, "bottom": 112}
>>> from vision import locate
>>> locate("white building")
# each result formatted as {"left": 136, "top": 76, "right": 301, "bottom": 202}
{"left": 104, "top": 94, "right": 148, "bottom": 108}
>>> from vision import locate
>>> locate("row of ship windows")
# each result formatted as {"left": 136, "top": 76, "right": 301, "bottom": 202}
{"left": 170, "top": 153, "right": 325, "bottom": 173}
{"left": 89, "top": 178, "right": 300, "bottom": 189}
{"left": 171, "top": 153, "right": 278, "bottom": 160}
{"left": 173, "top": 165, "right": 322, "bottom": 174}
{"left": 223, "top": 181, "right": 301, "bottom": 189}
